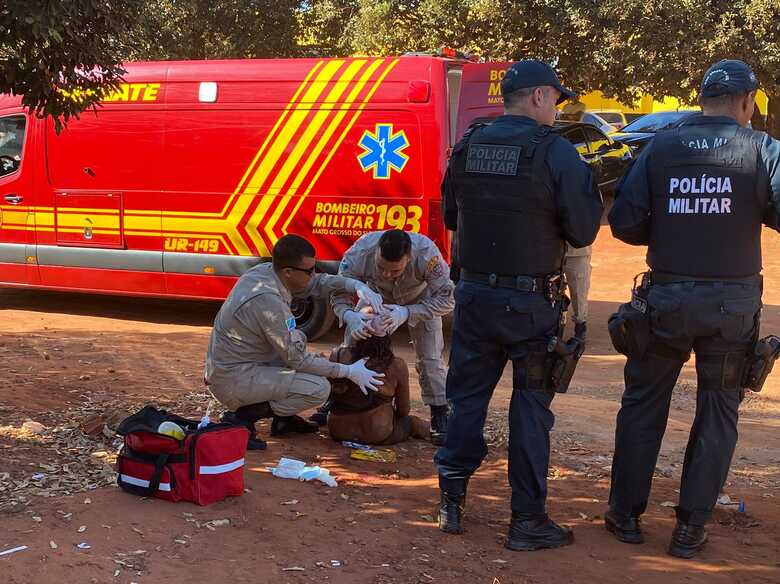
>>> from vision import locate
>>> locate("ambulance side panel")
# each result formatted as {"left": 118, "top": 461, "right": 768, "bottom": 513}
{"left": 38, "top": 66, "right": 166, "bottom": 295}
{"left": 0, "top": 56, "right": 454, "bottom": 303}
{"left": 158, "top": 57, "right": 451, "bottom": 299}
{"left": 279, "top": 57, "right": 451, "bottom": 263}
{"left": 455, "top": 62, "right": 512, "bottom": 140}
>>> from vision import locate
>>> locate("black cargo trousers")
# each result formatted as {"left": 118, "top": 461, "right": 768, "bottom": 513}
{"left": 609, "top": 279, "right": 761, "bottom": 526}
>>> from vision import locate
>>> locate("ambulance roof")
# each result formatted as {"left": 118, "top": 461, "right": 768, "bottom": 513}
{"left": 127, "top": 55, "right": 451, "bottom": 83}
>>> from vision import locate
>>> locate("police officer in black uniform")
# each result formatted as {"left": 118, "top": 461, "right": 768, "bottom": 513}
{"left": 606, "top": 60, "right": 780, "bottom": 559}
{"left": 436, "top": 60, "right": 603, "bottom": 550}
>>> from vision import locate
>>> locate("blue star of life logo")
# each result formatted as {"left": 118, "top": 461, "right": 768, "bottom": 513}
{"left": 358, "top": 123, "right": 410, "bottom": 180}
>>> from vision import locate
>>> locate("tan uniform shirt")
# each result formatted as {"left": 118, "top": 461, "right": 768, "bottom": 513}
{"left": 331, "top": 231, "right": 455, "bottom": 327}
{"left": 205, "top": 263, "right": 355, "bottom": 388}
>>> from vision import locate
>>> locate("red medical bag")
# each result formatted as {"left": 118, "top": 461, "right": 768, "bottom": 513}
{"left": 116, "top": 406, "right": 249, "bottom": 506}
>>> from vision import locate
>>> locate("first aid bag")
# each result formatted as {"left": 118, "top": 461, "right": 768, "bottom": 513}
{"left": 116, "top": 406, "right": 249, "bottom": 505}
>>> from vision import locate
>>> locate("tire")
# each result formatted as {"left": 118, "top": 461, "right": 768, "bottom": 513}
{"left": 291, "top": 295, "right": 336, "bottom": 341}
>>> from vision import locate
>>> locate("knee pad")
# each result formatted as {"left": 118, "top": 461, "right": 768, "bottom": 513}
{"left": 697, "top": 351, "right": 746, "bottom": 391}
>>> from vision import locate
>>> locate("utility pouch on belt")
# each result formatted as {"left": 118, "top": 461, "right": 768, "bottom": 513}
{"left": 742, "top": 335, "right": 780, "bottom": 392}
{"left": 608, "top": 273, "right": 651, "bottom": 358}
{"left": 546, "top": 336, "right": 585, "bottom": 393}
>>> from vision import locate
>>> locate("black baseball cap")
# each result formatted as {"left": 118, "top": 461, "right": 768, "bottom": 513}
{"left": 500, "top": 60, "right": 575, "bottom": 105}
{"left": 700, "top": 60, "right": 759, "bottom": 97}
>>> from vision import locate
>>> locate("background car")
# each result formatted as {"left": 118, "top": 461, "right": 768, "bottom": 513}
{"left": 554, "top": 121, "right": 633, "bottom": 201}
{"left": 591, "top": 110, "right": 629, "bottom": 130}
{"left": 557, "top": 111, "right": 618, "bottom": 135}
{"left": 611, "top": 110, "right": 698, "bottom": 154}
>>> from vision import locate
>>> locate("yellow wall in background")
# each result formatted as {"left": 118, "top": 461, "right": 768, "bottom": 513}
{"left": 580, "top": 90, "right": 768, "bottom": 114}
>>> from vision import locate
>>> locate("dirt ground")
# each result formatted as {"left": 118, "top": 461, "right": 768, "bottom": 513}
{"left": 2, "top": 229, "right": 780, "bottom": 584}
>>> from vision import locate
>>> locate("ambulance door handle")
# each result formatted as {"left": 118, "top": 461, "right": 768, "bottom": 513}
{"left": 4, "top": 194, "right": 22, "bottom": 205}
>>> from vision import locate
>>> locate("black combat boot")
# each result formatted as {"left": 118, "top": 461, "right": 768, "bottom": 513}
{"left": 505, "top": 513, "right": 574, "bottom": 551}
{"left": 271, "top": 415, "right": 319, "bottom": 436}
{"left": 430, "top": 404, "right": 449, "bottom": 446}
{"left": 668, "top": 520, "right": 708, "bottom": 559}
{"left": 574, "top": 321, "right": 588, "bottom": 342}
{"left": 438, "top": 491, "right": 466, "bottom": 534}
{"left": 221, "top": 402, "right": 273, "bottom": 450}
{"left": 604, "top": 509, "right": 644, "bottom": 544}
{"left": 308, "top": 399, "right": 332, "bottom": 427}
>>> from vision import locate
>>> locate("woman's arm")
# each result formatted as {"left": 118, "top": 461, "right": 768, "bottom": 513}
{"left": 392, "top": 358, "right": 411, "bottom": 418}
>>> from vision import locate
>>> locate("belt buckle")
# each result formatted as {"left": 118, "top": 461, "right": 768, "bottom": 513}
{"left": 488, "top": 273, "right": 497, "bottom": 287}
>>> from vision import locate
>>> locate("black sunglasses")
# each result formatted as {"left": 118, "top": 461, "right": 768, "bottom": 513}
{"left": 282, "top": 265, "right": 316, "bottom": 276}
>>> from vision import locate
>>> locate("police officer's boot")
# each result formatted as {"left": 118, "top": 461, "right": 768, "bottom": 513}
{"left": 430, "top": 404, "right": 449, "bottom": 446}
{"left": 308, "top": 399, "right": 332, "bottom": 427}
{"left": 271, "top": 414, "right": 319, "bottom": 436}
{"left": 604, "top": 509, "right": 644, "bottom": 544}
{"left": 504, "top": 513, "right": 574, "bottom": 551}
{"left": 438, "top": 483, "right": 467, "bottom": 535}
{"left": 574, "top": 321, "right": 588, "bottom": 342}
{"left": 668, "top": 520, "right": 708, "bottom": 559}
{"left": 221, "top": 402, "right": 273, "bottom": 450}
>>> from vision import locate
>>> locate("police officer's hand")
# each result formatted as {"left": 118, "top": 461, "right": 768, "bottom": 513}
{"left": 355, "top": 283, "right": 385, "bottom": 314}
{"left": 345, "top": 358, "right": 385, "bottom": 394}
{"left": 385, "top": 304, "right": 410, "bottom": 334}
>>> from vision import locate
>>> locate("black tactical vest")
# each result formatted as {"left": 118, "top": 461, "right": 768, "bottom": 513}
{"left": 449, "top": 124, "right": 561, "bottom": 276}
{"left": 647, "top": 127, "right": 768, "bottom": 278}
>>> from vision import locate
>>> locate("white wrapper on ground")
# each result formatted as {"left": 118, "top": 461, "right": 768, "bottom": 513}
{"left": 268, "top": 457, "right": 338, "bottom": 487}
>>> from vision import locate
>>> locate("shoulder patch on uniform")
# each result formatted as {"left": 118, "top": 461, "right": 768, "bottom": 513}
{"left": 286, "top": 317, "right": 297, "bottom": 331}
{"left": 426, "top": 255, "right": 445, "bottom": 278}
{"left": 466, "top": 144, "right": 521, "bottom": 175}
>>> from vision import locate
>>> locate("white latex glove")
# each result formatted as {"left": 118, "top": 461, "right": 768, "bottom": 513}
{"left": 343, "top": 309, "right": 372, "bottom": 342}
{"left": 355, "top": 283, "right": 385, "bottom": 315}
{"left": 385, "top": 304, "right": 410, "bottom": 334}
{"left": 344, "top": 357, "right": 385, "bottom": 394}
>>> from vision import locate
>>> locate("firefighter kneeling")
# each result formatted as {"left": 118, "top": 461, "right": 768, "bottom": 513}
{"left": 204, "top": 235, "right": 386, "bottom": 451}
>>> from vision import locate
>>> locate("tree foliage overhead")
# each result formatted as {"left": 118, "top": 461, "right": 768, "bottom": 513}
{"left": 2, "top": 0, "right": 779, "bottom": 135}
{"left": 302, "top": 0, "right": 779, "bottom": 135}
{"left": 0, "top": 0, "right": 143, "bottom": 129}
{"left": 131, "top": 0, "right": 300, "bottom": 61}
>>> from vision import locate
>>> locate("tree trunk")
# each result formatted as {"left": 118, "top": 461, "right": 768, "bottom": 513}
{"left": 767, "top": 93, "right": 780, "bottom": 139}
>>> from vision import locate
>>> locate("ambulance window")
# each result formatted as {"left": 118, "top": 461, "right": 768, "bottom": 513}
{"left": 447, "top": 68, "right": 463, "bottom": 146}
{"left": 0, "top": 115, "right": 26, "bottom": 177}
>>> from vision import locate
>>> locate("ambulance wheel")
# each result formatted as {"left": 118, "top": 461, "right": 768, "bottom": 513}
{"left": 291, "top": 296, "right": 336, "bottom": 341}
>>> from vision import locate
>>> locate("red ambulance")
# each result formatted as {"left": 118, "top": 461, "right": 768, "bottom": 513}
{"left": 0, "top": 55, "right": 508, "bottom": 338}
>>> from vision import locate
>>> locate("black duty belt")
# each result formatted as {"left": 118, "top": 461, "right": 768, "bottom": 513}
{"left": 461, "top": 269, "right": 546, "bottom": 292}
{"left": 652, "top": 271, "right": 762, "bottom": 287}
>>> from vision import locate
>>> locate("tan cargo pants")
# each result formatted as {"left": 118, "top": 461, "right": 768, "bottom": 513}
{"left": 564, "top": 247, "right": 592, "bottom": 324}
{"left": 207, "top": 365, "right": 331, "bottom": 417}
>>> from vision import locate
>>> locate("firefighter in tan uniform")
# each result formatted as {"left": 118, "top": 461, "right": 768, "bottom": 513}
{"left": 330, "top": 230, "right": 455, "bottom": 445}
{"left": 205, "top": 234, "right": 385, "bottom": 450}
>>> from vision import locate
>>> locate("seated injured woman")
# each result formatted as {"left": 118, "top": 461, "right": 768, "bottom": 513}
{"left": 326, "top": 309, "right": 429, "bottom": 445}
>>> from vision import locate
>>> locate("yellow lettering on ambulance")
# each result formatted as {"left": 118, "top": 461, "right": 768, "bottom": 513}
{"left": 142, "top": 83, "right": 160, "bottom": 101}
{"left": 129, "top": 84, "right": 144, "bottom": 101}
